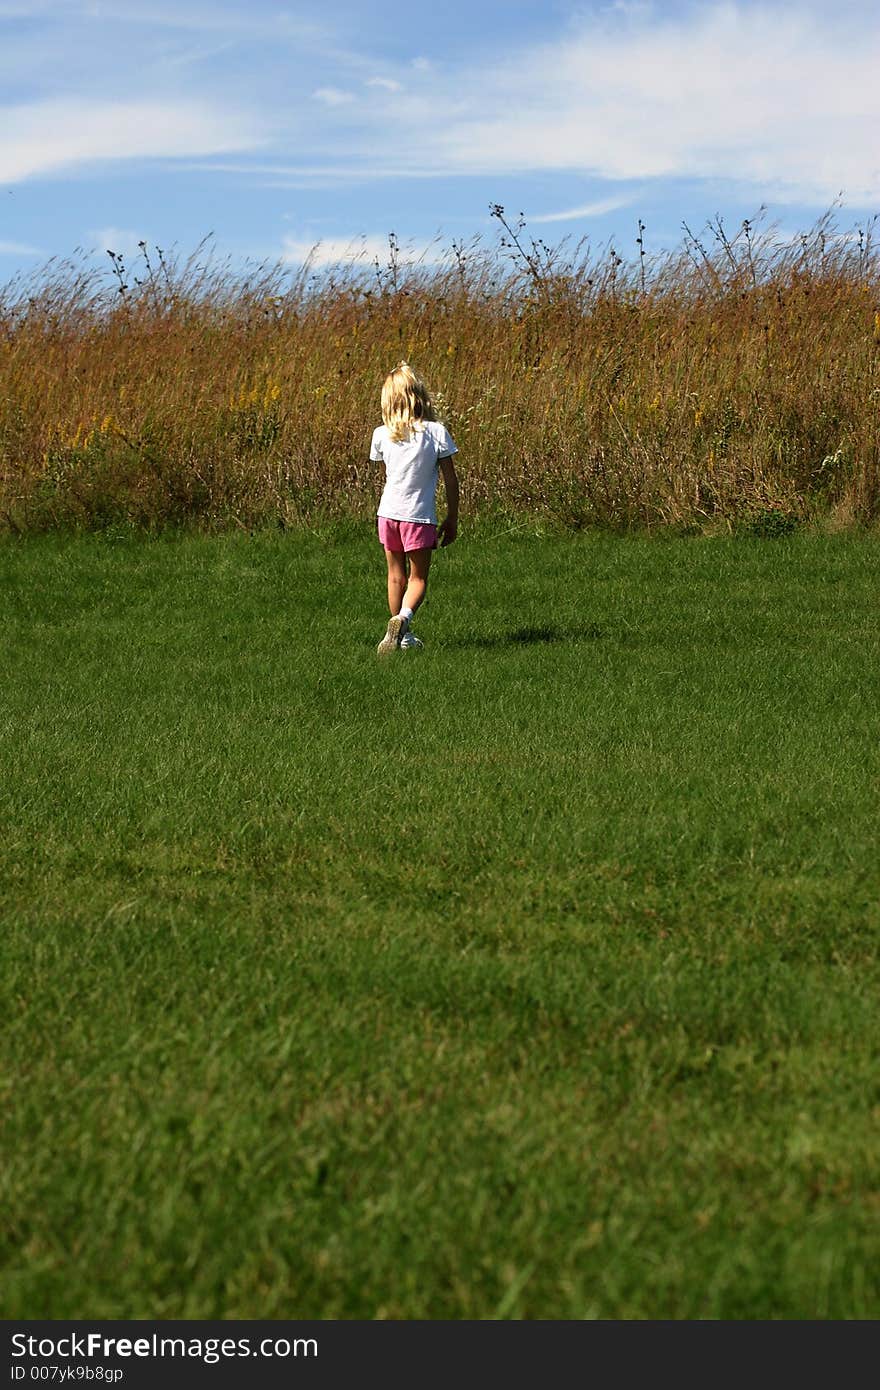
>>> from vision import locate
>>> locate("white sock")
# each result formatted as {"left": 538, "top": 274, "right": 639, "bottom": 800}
{"left": 398, "top": 606, "right": 413, "bottom": 626}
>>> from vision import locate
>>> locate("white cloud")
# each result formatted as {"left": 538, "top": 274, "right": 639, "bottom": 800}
{"left": 0, "top": 98, "right": 263, "bottom": 184}
{"left": 0, "top": 238, "right": 41, "bottom": 255}
{"left": 158, "top": 38, "right": 237, "bottom": 69}
{"left": 90, "top": 226, "right": 149, "bottom": 259}
{"left": 180, "top": 161, "right": 442, "bottom": 184}
{"left": 375, "top": 5, "right": 880, "bottom": 206}
{"left": 51, "top": 2, "right": 328, "bottom": 40}
{"left": 602, "top": 0, "right": 655, "bottom": 16}
{"left": 312, "top": 87, "right": 354, "bottom": 106}
{"left": 282, "top": 234, "right": 440, "bottom": 268}
{"left": 283, "top": 235, "right": 388, "bottom": 267}
{"left": 7, "top": 2, "right": 878, "bottom": 215}
{"left": 531, "top": 195, "right": 638, "bottom": 223}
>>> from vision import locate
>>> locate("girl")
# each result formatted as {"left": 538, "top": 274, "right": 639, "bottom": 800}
{"left": 370, "top": 362, "right": 459, "bottom": 654}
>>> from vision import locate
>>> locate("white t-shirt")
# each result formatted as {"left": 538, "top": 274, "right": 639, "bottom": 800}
{"left": 370, "top": 420, "right": 458, "bottom": 525}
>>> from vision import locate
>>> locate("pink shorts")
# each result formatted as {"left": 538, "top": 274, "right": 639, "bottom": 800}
{"left": 378, "top": 517, "right": 437, "bottom": 552}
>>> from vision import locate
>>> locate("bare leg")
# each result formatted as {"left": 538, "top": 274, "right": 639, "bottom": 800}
{"left": 402, "top": 546, "right": 432, "bottom": 615}
{"left": 385, "top": 547, "right": 407, "bottom": 615}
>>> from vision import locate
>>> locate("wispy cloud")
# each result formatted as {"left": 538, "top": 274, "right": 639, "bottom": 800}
{"left": 90, "top": 226, "right": 150, "bottom": 259}
{"left": 312, "top": 87, "right": 354, "bottom": 106}
{"left": 0, "top": 98, "right": 264, "bottom": 184}
{"left": 158, "top": 38, "right": 238, "bottom": 69}
{"left": 159, "top": 4, "right": 879, "bottom": 211}
{"left": 4, "top": 1, "right": 879, "bottom": 216}
{"left": 0, "top": 238, "right": 41, "bottom": 255}
{"left": 531, "top": 195, "right": 638, "bottom": 224}
{"left": 417, "top": 4, "right": 880, "bottom": 205}
{"left": 55, "top": 2, "right": 329, "bottom": 40}
{"left": 283, "top": 235, "right": 388, "bottom": 267}
{"left": 0, "top": 2, "right": 58, "bottom": 14}
{"left": 181, "top": 161, "right": 443, "bottom": 187}
{"left": 282, "top": 234, "right": 440, "bottom": 268}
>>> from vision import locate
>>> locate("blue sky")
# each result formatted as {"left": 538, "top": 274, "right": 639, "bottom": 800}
{"left": 2, "top": 0, "right": 879, "bottom": 282}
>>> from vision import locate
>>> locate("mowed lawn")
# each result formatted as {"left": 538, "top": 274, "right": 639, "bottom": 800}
{"left": 2, "top": 526, "right": 879, "bottom": 1319}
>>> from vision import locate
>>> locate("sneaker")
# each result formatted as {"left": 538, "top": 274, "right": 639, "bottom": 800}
{"left": 376, "top": 615, "right": 406, "bottom": 655}
{"left": 400, "top": 631, "right": 424, "bottom": 651}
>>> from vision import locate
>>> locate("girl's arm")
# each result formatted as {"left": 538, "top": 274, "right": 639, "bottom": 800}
{"left": 438, "top": 456, "right": 459, "bottom": 546}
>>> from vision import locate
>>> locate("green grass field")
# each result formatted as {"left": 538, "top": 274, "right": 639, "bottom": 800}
{"left": 2, "top": 526, "right": 879, "bottom": 1319}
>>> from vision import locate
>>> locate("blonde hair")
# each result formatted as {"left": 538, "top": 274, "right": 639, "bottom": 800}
{"left": 381, "top": 362, "right": 436, "bottom": 443}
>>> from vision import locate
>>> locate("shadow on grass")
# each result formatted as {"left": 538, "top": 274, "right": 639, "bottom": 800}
{"left": 445, "top": 622, "right": 607, "bottom": 650}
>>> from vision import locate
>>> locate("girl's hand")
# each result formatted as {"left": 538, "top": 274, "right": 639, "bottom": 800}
{"left": 438, "top": 457, "right": 459, "bottom": 547}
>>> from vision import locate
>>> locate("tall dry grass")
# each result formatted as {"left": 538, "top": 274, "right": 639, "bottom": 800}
{"left": 1, "top": 209, "right": 878, "bottom": 532}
